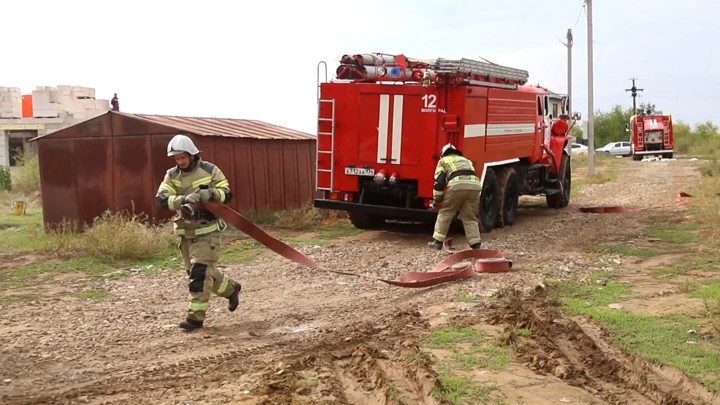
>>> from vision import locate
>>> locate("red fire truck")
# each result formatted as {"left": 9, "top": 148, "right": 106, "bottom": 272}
{"left": 628, "top": 111, "right": 674, "bottom": 161}
{"left": 313, "top": 52, "right": 574, "bottom": 232}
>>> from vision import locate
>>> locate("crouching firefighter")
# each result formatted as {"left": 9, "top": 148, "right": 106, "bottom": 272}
{"left": 428, "top": 143, "right": 483, "bottom": 250}
{"left": 155, "top": 134, "right": 242, "bottom": 331}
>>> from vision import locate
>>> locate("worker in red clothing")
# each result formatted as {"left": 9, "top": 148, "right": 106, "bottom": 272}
{"left": 111, "top": 93, "right": 119, "bottom": 111}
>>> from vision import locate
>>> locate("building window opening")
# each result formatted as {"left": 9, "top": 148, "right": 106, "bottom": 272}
{"left": 9, "top": 141, "right": 24, "bottom": 167}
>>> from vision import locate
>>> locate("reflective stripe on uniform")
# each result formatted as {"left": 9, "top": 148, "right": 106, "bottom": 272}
{"left": 192, "top": 176, "right": 212, "bottom": 189}
{"left": 438, "top": 155, "right": 481, "bottom": 188}
{"left": 174, "top": 223, "right": 218, "bottom": 236}
{"left": 215, "top": 179, "right": 229, "bottom": 188}
{"left": 432, "top": 231, "right": 447, "bottom": 241}
{"left": 189, "top": 302, "right": 208, "bottom": 312}
{"left": 159, "top": 183, "right": 175, "bottom": 193}
{"left": 167, "top": 195, "right": 181, "bottom": 208}
{"left": 217, "top": 275, "right": 229, "bottom": 295}
{"left": 450, "top": 179, "right": 481, "bottom": 187}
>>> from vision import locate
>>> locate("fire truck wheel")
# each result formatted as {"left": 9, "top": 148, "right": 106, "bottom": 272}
{"left": 546, "top": 153, "right": 571, "bottom": 209}
{"left": 348, "top": 212, "right": 386, "bottom": 229}
{"left": 632, "top": 154, "right": 643, "bottom": 161}
{"left": 495, "top": 168, "right": 519, "bottom": 228}
{"left": 479, "top": 168, "right": 500, "bottom": 233}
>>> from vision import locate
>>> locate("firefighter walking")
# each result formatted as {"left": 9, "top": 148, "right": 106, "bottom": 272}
{"left": 428, "top": 143, "right": 483, "bottom": 250}
{"left": 156, "top": 135, "right": 242, "bottom": 331}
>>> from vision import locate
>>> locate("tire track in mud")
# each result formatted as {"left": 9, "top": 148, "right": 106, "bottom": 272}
{"left": 1, "top": 341, "right": 281, "bottom": 405}
{"left": 246, "top": 310, "right": 441, "bottom": 405}
{"left": 6, "top": 287, "right": 716, "bottom": 405}
{"left": 235, "top": 287, "right": 716, "bottom": 405}
{"left": 486, "top": 287, "right": 716, "bottom": 405}
{"left": 2, "top": 310, "right": 430, "bottom": 405}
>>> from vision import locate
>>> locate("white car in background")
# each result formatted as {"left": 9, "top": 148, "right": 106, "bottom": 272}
{"left": 596, "top": 141, "right": 632, "bottom": 157}
{"left": 570, "top": 143, "right": 588, "bottom": 155}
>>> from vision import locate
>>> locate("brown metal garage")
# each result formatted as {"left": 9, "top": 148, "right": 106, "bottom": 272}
{"left": 30, "top": 111, "right": 317, "bottom": 229}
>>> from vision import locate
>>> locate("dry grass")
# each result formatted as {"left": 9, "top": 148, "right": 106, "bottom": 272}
{"left": 10, "top": 152, "right": 41, "bottom": 196}
{"left": 1, "top": 196, "right": 175, "bottom": 262}
{"left": 698, "top": 159, "right": 720, "bottom": 179}
{"left": 62, "top": 210, "right": 176, "bottom": 261}
{"left": 571, "top": 153, "right": 624, "bottom": 191}
{"left": 2, "top": 154, "right": 345, "bottom": 262}
{"left": 247, "top": 202, "right": 349, "bottom": 231}
{"left": 1, "top": 151, "right": 176, "bottom": 262}
{"left": 2, "top": 194, "right": 346, "bottom": 263}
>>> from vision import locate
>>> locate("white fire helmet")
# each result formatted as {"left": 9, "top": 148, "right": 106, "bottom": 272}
{"left": 167, "top": 135, "right": 200, "bottom": 157}
{"left": 440, "top": 143, "right": 457, "bottom": 157}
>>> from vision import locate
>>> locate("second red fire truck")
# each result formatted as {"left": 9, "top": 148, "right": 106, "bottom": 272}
{"left": 627, "top": 110, "right": 674, "bottom": 161}
{"left": 313, "top": 52, "right": 574, "bottom": 232}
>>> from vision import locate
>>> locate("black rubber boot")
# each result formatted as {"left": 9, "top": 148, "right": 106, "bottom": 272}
{"left": 470, "top": 243, "right": 482, "bottom": 250}
{"left": 179, "top": 319, "right": 203, "bottom": 331}
{"left": 427, "top": 240, "right": 443, "bottom": 250}
{"left": 228, "top": 284, "right": 241, "bottom": 312}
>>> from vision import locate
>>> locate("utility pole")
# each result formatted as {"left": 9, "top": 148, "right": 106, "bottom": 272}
{"left": 586, "top": 0, "right": 595, "bottom": 176}
{"left": 559, "top": 28, "right": 573, "bottom": 119}
{"left": 625, "top": 77, "right": 643, "bottom": 114}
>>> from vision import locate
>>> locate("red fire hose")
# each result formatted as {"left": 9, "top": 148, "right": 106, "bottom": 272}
{"left": 203, "top": 201, "right": 512, "bottom": 288}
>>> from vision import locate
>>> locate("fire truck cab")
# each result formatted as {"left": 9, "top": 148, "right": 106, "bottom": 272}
{"left": 627, "top": 110, "right": 674, "bottom": 161}
{"left": 313, "top": 53, "right": 575, "bottom": 232}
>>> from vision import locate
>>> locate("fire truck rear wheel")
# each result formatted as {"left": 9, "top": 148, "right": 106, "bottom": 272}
{"left": 348, "top": 212, "right": 386, "bottom": 229}
{"left": 479, "top": 168, "right": 500, "bottom": 233}
{"left": 546, "top": 153, "right": 571, "bottom": 209}
{"left": 495, "top": 168, "right": 519, "bottom": 228}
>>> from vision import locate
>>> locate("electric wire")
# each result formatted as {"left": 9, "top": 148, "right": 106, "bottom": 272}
{"left": 573, "top": 1, "right": 586, "bottom": 29}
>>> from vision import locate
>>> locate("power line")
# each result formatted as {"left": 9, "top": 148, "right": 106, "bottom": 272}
{"left": 572, "top": 1, "right": 586, "bottom": 29}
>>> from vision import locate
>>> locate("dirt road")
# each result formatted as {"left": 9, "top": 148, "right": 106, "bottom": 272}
{"left": 0, "top": 157, "right": 712, "bottom": 405}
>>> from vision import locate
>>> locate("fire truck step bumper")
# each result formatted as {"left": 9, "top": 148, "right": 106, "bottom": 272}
{"left": 633, "top": 149, "right": 673, "bottom": 155}
{"left": 313, "top": 199, "right": 437, "bottom": 220}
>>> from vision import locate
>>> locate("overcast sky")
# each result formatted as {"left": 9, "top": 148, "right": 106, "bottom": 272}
{"left": 3, "top": 0, "right": 718, "bottom": 134}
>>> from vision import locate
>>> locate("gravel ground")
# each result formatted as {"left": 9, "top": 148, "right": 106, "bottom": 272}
{"left": 0, "top": 157, "right": 702, "bottom": 405}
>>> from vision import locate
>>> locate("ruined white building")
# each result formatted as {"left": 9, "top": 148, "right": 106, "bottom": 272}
{"left": 0, "top": 85, "right": 112, "bottom": 166}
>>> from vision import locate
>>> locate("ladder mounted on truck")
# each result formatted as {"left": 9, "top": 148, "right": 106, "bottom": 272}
{"left": 332, "top": 52, "right": 530, "bottom": 90}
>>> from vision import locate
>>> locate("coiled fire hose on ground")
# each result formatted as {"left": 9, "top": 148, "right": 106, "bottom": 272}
{"left": 203, "top": 201, "right": 513, "bottom": 289}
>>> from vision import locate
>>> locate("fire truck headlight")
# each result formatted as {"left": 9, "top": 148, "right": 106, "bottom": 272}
{"left": 389, "top": 172, "right": 399, "bottom": 185}
{"left": 374, "top": 172, "right": 386, "bottom": 184}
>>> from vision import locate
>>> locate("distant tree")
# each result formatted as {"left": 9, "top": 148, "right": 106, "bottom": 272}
{"left": 592, "top": 105, "right": 633, "bottom": 147}
{"left": 673, "top": 120, "right": 693, "bottom": 153}
{"left": 636, "top": 101, "right": 656, "bottom": 114}
{"left": 694, "top": 121, "right": 720, "bottom": 139}
{"left": 570, "top": 124, "right": 583, "bottom": 139}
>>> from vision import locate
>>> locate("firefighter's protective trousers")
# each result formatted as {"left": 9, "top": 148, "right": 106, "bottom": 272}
{"left": 432, "top": 154, "right": 482, "bottom": 246}
{"left": 156, "top": 159, "right": 241, "bottom": 322}
{"left": 178, "top": 233, "right": 239, "bottom": 322}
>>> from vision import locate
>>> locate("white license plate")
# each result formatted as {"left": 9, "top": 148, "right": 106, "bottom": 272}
{"left": 344, "top": 167, "right": 375, "bottom": 176}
